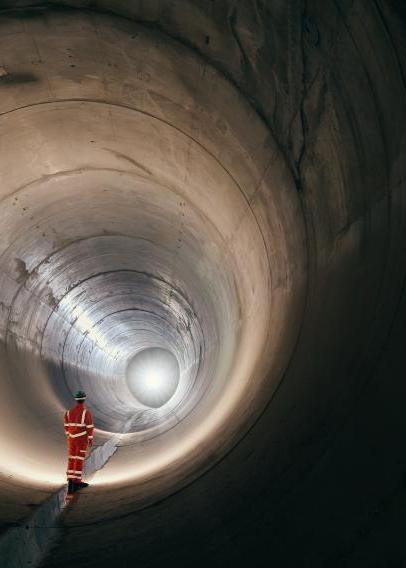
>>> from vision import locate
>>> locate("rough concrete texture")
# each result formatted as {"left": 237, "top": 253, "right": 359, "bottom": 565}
{"left": 0, "top": 1, "right": 404, "bottom": 566}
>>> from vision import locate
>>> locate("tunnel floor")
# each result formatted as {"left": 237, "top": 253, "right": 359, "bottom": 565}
{"left": 0, "top": 1, "right": 406, "bottom": 567}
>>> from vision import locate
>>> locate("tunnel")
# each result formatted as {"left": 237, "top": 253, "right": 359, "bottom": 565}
{"left": 0, "top": 1, "right": 405, "bottom": 566}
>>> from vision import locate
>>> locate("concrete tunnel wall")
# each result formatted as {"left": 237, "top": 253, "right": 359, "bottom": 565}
{"left": 0, "top": 1, "right": 405, "bottom": 566}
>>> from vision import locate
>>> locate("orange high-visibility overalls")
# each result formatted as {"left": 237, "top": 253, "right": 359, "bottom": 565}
{"left": 64, "top": 404, "right": 94, "bottom": 485}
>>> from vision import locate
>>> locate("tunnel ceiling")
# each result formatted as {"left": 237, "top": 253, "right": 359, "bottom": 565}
{"left": 0, "top": 4, "right": 306, "bottom": 488}
{"left": 0, "top": 1, "right": 405, "bottom": 567}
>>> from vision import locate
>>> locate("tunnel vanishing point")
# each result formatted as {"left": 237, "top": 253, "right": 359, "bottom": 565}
{"left": 0, "top": 1, "right": 405, "bottom": 566}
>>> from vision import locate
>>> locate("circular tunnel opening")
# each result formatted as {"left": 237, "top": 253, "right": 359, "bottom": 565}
{"left": 126, "top": 347, "right": 180, "bottom": 408}
{"left": 0, "top": 3, "right": 406, "bottom": 567}
{"left": 0, "top": 5, "right": 305, "bottom": 497}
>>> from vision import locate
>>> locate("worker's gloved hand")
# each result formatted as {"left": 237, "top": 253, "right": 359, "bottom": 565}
{"left": 88, "top": 439, "right": 93, "bottom": 447}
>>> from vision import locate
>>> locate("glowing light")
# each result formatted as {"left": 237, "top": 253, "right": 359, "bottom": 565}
{"left": 145, "top": 372, "right": 162, "bottom": 388}
{"left": 126, "top": 348, "right": 180, "bottom": 408}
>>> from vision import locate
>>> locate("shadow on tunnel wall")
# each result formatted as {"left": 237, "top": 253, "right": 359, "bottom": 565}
{"left": 0, "top": 1, "right": 405, "bottom": 567}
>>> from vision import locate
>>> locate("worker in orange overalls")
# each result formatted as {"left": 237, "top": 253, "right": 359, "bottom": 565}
{"left": 64, "top": 391, "right": 94, "bottom": 494}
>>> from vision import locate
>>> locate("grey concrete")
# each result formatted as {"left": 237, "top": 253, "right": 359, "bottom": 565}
{"left": 0, "top": 432, "right": 125, "bottom": 568}
{"left": 0, "top": 485, "right": 65, "bottom": 568}
{"left": 0, "top": 1, "right": 404, "bottom": 566}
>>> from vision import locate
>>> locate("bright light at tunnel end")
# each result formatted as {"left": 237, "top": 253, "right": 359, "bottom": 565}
{"left": 144, "top": 371, "right": 165, "bottom": 389}
{"left": 126, "top": 347, "right": 180, "bottom": 408}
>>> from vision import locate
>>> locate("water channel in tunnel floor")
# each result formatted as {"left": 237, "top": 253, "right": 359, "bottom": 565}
{"left": 0, "top": 427, "right": 129, "bottom": 568}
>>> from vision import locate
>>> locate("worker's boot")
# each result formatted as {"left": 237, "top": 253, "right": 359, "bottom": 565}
{"left": 78, "top": 481, "right": 89, "bottom": 489}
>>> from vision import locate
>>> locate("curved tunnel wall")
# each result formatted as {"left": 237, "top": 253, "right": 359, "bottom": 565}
{"left": 0, "top": 6, "right": 306, "bottom": 489}
{"left": 0, "top": 2, "right": 405, "bottom": 566}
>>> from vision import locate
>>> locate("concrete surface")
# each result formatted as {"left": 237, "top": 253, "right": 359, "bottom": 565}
{"left": 0, "top": 1, "right": 404, "bottom": 566}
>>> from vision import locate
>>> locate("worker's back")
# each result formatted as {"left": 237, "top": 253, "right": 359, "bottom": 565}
{"left": 64, "top": 391, "right": 94, "bottom": 494}
{"left": 65, "top": 402, "right": 93, "bottom": 440}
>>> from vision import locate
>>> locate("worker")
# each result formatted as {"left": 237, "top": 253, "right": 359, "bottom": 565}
{"left": 64, "top": 390, "right": 94, "bottom": 494}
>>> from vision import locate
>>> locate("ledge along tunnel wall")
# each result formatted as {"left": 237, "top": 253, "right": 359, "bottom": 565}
{"left": 0, "top": 1, "right": 405, "bottom": 566}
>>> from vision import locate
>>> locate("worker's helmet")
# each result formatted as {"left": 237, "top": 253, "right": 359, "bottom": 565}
{"left": 74, "top": 390, "right": 86, "bottom": 401}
